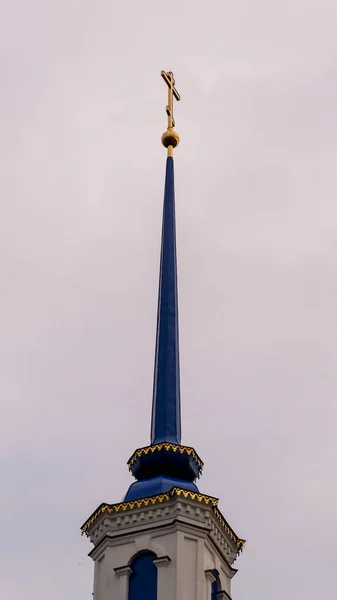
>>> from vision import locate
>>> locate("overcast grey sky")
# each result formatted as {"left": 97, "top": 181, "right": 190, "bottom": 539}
{"left": 1, "top": 1, "right": 337, "bottom": 598}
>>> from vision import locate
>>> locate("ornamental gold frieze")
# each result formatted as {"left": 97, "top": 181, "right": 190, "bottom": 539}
{"left": 80, "top": 486, "right": 244, "bottom": 553}
{"left": 127, "top": 442, "right": 204, "bottom": 471}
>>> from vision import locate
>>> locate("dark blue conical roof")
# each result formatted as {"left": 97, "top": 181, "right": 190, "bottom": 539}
{"left": 151, "top": 156, "right": 181, "bottom": 445}
{"left": 124, "top": 154, "right": 202, "bottom": 502}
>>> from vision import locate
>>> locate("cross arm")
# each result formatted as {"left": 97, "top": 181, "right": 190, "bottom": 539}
{"left": 161, "top": 71, "right": 181, "bottom": 101}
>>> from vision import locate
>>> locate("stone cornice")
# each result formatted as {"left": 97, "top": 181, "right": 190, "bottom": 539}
{"left": 83, "top": 489, "right": 244, "bottom": 564}
{"left": 81, "top": 488, "right": 216, "bottom": 535}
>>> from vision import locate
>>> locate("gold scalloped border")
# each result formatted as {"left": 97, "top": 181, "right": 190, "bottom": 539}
{"left": 80, "top": 487, "right": 245, "bottom": 552}
{"left": 127, "top": 443, "right": 204, "bottom": 470}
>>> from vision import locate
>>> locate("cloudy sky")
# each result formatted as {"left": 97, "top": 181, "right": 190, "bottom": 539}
{"left": 1, "top": 1, "right": 337, "bottom": 598}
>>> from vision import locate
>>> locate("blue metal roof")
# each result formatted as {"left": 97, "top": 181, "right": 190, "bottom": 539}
{"left": 124, "top": 476, "right": 199, "bottom": 502}
{"left": 123, "top": 155, "right": 203, "bottom": 501}
{"left": 151, "top": 156, "right": 181, "bottom": 445}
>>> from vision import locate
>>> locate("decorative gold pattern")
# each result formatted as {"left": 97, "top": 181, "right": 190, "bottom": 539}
{"left": 80, "top": 487, "right": 245, "bottom": 552}
{"left": 127, "top": 442, "right": 204, "bottom": 470}
{"left": 213, "top": 506, "right": 246, "bottom": 552}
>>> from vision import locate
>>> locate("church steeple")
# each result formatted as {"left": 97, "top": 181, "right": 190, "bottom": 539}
{"left": 123, "top": 71, "right": 202, "bottom": 501}
{"left": 151, "top": 71, "right": 181, "bottom": 445}
{"left": 81, "top": 72, "right": 244, "bottom": 600}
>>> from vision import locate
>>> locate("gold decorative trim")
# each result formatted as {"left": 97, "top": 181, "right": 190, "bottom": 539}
{"left": 213, "top": 506, "right": 246, "bottom": 551}
{"left": 127, "top": 442, "right": 204, "bottom": 470}
{"left": 173, "top": 487, "right": 217, "bottom": 506}
{"left": 80, "top": 487, "right": 245, "bottom": 552}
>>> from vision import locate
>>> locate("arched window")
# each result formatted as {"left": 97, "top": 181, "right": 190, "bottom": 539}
{"left": 211, "top": 569, "right": 221, "bottom": 600}
{"left": 128, "top": 551, "right": 157, "bottom": 600}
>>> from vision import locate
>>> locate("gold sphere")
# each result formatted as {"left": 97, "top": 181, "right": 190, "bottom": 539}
{"left": 161, "top": 129, "right": 180, "bottom": 149}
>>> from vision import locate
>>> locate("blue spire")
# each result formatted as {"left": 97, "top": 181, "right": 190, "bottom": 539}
{"left": 123, "top": 72, "right": 203, "bottom": 503}
{"left": 151, "top": 156, "right": 181, "bottom": 445}
{"left": 124, "top": 153, "right": 203, "bottom": 503}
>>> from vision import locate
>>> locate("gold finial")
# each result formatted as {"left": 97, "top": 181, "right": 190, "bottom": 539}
{"left": 161, "top": 70, "right": 180, "bottom": 156}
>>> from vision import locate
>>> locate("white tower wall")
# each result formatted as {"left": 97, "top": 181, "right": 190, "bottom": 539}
{"left": 84, "top": 491, "right": 241, "bottom": 600}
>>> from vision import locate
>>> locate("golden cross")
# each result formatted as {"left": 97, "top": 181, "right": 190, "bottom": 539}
{"left": 161, "top": 70, "right": 180, "bottom": 129}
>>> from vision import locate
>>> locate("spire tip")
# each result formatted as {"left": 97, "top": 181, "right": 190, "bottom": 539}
{"left": 161, "top": 70, "right": 180, "bottom": 155}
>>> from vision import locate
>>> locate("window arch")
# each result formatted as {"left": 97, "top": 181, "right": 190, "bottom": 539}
{"left": 128, "top": 551, "right": 157, "bottom": 600}
{"left": 211, "top": 569, "right": 221, "bottom": 600}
